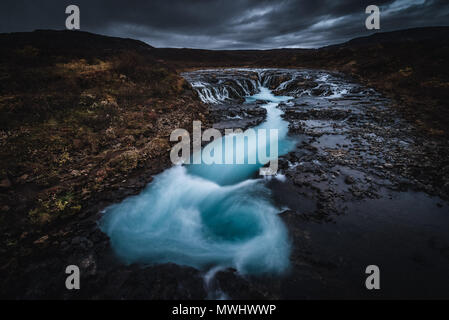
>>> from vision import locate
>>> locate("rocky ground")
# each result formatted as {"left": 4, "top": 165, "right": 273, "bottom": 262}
{"left": 0, "top": 31, "right": 211, "bottom": 299}
{"left": 209, "top": 102, "right": 267, "bottom": 132}
{"left": 269, "top": 73, "right": 449, "bottom": 298}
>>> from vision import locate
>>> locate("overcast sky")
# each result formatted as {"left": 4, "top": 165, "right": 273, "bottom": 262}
{"left": 0, "top": 0, "right": 448, "bottom": 49}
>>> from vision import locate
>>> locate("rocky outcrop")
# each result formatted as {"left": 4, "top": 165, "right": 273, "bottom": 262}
{"left": 210, "top": 102, "right": 267, "bottom": 132}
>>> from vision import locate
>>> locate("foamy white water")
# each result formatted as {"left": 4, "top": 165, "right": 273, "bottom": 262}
{"left": 100, "top": 71, "right": 296, "bottom": 275}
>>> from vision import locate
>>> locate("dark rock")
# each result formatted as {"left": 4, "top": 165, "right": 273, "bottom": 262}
{"left": 344, "top": 176, "right": 355, "bottom": 184}
{"left": 0, "top": 178, "right": 11, "bottom": 188}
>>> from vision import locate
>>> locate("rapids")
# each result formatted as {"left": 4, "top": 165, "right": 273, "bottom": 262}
{"left": 100, "top": 69, "right": 304, "bottom": 275}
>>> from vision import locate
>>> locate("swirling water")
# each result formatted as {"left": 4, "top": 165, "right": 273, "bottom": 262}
{"left": 100, "top": 71, "right": 296, "bottom": 275}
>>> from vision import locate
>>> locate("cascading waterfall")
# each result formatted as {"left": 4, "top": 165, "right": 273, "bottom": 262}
{"left": 100, "top": 166, "right": 290, "bottom": 274}
{"left": 100, "top": 69, "right": 347, "bottom": 277}
{"left": 186, "top": 68, "right": 348, "bottom": 104}
{"left": 187, "top": 86, "right": 296, "bottom": 185}
{"left": 187, "top": 71, "right": 262, "bottom": 104}
{"left": 100, "top": 69, "right": 300, "bottom": 277}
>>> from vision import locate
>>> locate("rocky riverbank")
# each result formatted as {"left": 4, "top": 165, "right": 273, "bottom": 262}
{"left": 271, "top": 71, "right": 449, "bottom": 298}
{"left": 183, "top": 68, "right": 449, "bottom": 299}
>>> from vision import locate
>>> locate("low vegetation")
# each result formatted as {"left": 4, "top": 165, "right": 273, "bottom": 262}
{"left": 0, "top": 31, "right": 208, "bottom": 247}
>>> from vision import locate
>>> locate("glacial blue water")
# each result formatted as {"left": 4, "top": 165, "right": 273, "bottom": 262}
{"left": 100, "top": 86, "right": 296, "bottom": 275}
{"left": 188, "top": 87, "right": 295, "bottom": 185}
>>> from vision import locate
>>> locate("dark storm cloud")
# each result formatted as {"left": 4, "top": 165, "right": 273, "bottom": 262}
{"left": 0, "top": 0, "right": 448, "bottom": 49}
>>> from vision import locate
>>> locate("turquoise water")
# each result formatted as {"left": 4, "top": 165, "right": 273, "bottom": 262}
{"left": 100, "top": 86, "right": 296, "bottom": 275}
{"left": 188, "top": 87, "right": 295, "bottom": 185}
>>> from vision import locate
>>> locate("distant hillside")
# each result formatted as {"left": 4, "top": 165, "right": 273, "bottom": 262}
{"left": 314, "top": 27, "right": 449, "bottom": 133}
{"left": 1, "top": 26, "right": 447, "bottom": 130}
{"left": 337, "top": 26, "right": 449, "bottom": 47}
{"left": 0, "top": 30, "right": 153, "bottom": 62}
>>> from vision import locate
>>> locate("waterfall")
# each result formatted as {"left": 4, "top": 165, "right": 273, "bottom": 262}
{"left": 100, "top": 69, "right": 298, "bottom": 277}
{"left": 99, "top": 68, "right": 353, "bottom": 279}
{"left": 184, "top": 70, "right": 261, "bottom": 104}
